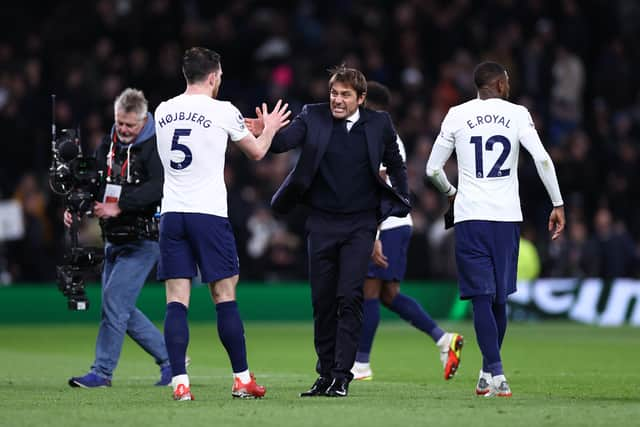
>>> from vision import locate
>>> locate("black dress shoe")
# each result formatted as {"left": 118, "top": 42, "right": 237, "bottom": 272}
{"left": 300, "top": 376, "right": 332, "bottom": 397}
{"left": 325, "top": 378, "right": 349, "bottom": 397}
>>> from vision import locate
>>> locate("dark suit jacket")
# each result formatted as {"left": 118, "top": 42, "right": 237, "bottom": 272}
{"left": 269, "top": 103, "right": 411, "bottom": 222}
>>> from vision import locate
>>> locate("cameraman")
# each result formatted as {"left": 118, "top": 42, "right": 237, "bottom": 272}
{"left": 66, "top": 88, "right": 171, "bottom": 388}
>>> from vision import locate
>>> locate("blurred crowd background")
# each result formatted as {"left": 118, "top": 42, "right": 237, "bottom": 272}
{"left": 2, "top": 0, "right": 640, "bottom": 284}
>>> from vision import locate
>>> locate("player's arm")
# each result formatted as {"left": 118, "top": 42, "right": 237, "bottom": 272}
{"left": 426, "top": 111, "right": 457, "bottom": 197}
{"left": 426, "top": 112, "right": 457, "bottom": 229}
{"left": 519, "top": 114, "right": 565, "bottom": 240}
{"left": 235, "top": 100, "right": 291, "bottom": 160}
{"left": 425, "top": 143, "right": 456, "bottom": 196}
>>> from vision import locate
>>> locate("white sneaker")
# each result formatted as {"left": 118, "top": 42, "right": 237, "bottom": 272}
{"left": 475, "top": 370, "right": 492, "bottom": 395}
{"left": 351, "top": 362, "right": 373, "bottom": 380}
{"left": 484, "top": 374, "right": 512, "bottom": 398}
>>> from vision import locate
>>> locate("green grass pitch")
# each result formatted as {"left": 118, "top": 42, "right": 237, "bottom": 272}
{"left": 1, "top": 321, "right": 638, "bottom": 427}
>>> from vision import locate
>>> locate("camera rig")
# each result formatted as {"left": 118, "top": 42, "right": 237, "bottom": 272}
{"left": 49, "top": 95, "right": 103, "bottom": 310}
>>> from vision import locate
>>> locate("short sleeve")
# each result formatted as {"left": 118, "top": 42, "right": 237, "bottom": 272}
{"left": 223, "top": 103, "right": 250, "bottom": 142}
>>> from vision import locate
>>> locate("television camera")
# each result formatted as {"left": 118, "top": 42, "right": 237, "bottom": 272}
{"left": 49, "top": 95, "right": 103, "bottom": 310}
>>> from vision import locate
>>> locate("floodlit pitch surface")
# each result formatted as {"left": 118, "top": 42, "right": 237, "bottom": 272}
{"left": 0, "top": 322, "right": 638, "bottom": 427}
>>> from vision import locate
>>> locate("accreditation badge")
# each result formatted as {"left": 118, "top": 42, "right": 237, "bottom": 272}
{"left": 103, "top": 183, "right": 122, "bottom": 203}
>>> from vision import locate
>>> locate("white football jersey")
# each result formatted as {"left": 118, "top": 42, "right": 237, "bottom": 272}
{"left": 380, "top": 136, "right": 412, "bottom": 230}
{"left": 435, "top": 98, "right": 551, "bottom": 223}
{"left": 155, "top": 94, "right": 249, "bottom": 217}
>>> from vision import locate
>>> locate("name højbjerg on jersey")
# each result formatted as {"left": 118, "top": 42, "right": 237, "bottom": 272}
{"left": 158, "top": 111, "right": 212, "bottom": 128}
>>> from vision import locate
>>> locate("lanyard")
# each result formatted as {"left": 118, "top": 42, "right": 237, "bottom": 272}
{"left": 106, "top": 132, "right": 131, "bottom": 183}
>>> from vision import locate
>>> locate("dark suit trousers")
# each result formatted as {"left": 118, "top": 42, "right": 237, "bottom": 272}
{"left": 306, "top": 210, "right": 377, "bottom": 381}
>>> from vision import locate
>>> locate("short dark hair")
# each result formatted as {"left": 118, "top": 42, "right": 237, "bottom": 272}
{"left": 328, "top": 64, "right": 367, "bottom": 97}
{"left": 473, "top": 61, "right": 506, "bottom": 88}
{"left": 182, "top": 47, "right": 221, "bottom": 84}
{"left": 365, "top": 81, "right": 391, "bottom": 110}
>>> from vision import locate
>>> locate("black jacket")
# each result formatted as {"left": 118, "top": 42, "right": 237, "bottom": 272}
{"left": 269, "top": 103, "right": 411, "bottom": 222}
{"left": 94, "top": 126, "right": 163, "bottom": 238}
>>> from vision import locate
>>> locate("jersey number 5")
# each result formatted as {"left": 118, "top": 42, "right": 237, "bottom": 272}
{"left": 170, "top": 128, "right": 192, "bottom": 170}
{"left": 469, "top": 134, "right": 511, "bottom": 178}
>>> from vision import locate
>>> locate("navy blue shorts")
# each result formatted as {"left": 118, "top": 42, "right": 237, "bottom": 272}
{"left": 454, "top": 220, "right": 520, "bottom": 303}
{"left": 367, "top": 225, "right": 411, "bottom": 282}
{"left": 157, "top": 212, "right": 239, "bottom": 283}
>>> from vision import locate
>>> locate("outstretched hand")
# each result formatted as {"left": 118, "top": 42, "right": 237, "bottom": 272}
{"left": 548, "top": 206, "right": 565, "bottom": 240}
{"left": 261, "top": 99, "right": 291, "bottom": 133}
{"left": 245, "top": 100, "right": 290, "bottom": 136}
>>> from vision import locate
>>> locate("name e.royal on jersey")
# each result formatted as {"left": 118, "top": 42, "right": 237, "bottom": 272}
{"left": 466, "top": 114, "right": 512, "bottom": 129}
{"left": 157, "top": 111, "right": 212, "bottom": 128}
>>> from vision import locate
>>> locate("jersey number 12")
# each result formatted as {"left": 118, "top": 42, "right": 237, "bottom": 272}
{"left": 470, "top": 134, "right": 511, "bottom": 178}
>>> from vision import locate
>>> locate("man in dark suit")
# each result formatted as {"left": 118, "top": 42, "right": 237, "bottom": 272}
{"left": 246, "top": 66, "right": 410, "bottom": 397}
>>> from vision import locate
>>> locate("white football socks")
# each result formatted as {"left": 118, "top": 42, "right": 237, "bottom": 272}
{"left": 234, "top": 370, "right": 251, "bottom": 383}
{"left": 353, "top": 361, "right": 370, "bottom": 370}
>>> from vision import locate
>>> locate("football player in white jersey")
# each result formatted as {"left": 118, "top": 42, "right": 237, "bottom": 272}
{"left": 426, "top": 61, "right": 565, "bottom": 397}
{"left": 351, "top": 82, "right": 463, "bottom": 382}
{"left": 154, "top": 47, "right": 290, "bottom": 401}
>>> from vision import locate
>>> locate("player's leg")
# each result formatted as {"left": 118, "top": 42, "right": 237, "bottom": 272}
{"left": 493, "top": 301, "right": 507, "bottom": 350}
{"left": 208, "top": 275, "right": 265, "bottom": 398}
{"left": 455, "top": 221, "right": 508, "bottom": 396}
{"left": 374, "top": 227, "right": 441, "bottom": 340}
{"left": 381, "top": 282, "right": 444, "bottom": 343}
{"left": 189, "top": 213, "right": 264, "bottom": 398}
{"left": 476, "top": 299, "right": 508, "bottom": 396}
{"left": 470, "top": 295, "right": 503, "bottom": 382}
{"left": 482, "top": 221, "right": 520, "bottom": 397}
{"left": 493, "top": 222, "right": 519, "bottom": 352}
{"left": 209, "top": 275, "right": 246, "bottom": 376}
{"left": 381, "top": 281, "right": 463, "bottom": 380}
{"left": 377, "top": 226, "right": 443, "bottom": 343}
{"left": 165, "top": 278, "right": 193, "bottom": 400}
{"left": 352, "top": 277, "right": 382, "bottom": 380}
{"left": 374, "top": 224, "right": 463, "bottom": 378}
{"left": 158, "top": 212, "right": 197, "bottom": 400}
